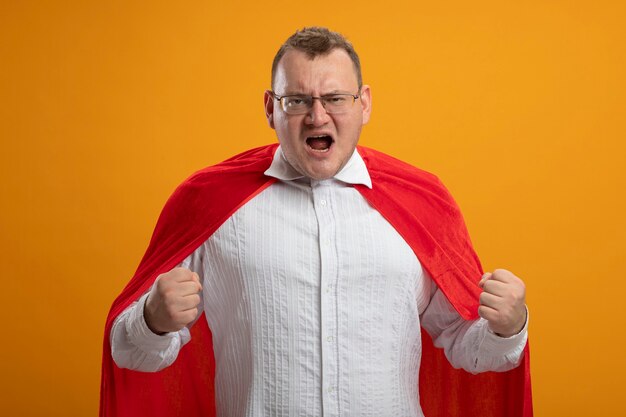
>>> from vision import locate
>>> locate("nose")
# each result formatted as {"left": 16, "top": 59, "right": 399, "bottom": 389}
{"left": 306, "top": 98, "right": 331, "bottom": 126}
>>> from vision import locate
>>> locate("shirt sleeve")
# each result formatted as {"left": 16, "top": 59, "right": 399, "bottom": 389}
{"left": 420, "top": 277, "right": 528, "bottom": 374}
{"left": 109, "top": 246, "right": 205, "bottom": 372}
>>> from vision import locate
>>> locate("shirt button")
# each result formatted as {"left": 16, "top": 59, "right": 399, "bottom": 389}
{"left": 328, "top": 386, "right": 335, "bottom": 393}
{"left": 327, "top": 336, "right": 334, "bottom": 343}
{"left": 320, "top": 199, "right": 327, "bottom": 206}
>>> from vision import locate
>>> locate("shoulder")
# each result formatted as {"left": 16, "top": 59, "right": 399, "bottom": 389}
{"left": 161, "top": 144, "right": 278, "bottom": 223}
{"left": 357, "top": 145, "right": 452, "bottom": 201}
{"left": 182, "top": 143, "right": 278, "bottom": 187}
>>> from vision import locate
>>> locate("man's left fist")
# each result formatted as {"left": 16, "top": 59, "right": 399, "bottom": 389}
{"left": 478, "top": 269, "right": 527, "bottom": 338}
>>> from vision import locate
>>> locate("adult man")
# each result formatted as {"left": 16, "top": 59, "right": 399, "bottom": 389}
{"left": 101, "top": 27, "right": 532, "bottom": 417}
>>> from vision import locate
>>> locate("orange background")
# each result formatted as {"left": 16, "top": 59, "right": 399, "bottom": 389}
{"left": 1, "top": 1, "right": 625, "bottom": 416}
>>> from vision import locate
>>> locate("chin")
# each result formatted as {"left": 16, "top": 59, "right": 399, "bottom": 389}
{"left": 304, "top": 164, "right": 342, "bottom": 180}
{"left": 308, "top": 173, "right": 335, "bottom": 180}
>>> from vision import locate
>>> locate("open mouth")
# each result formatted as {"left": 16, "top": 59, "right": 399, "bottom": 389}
{"left": 306, "top": 135, "right": 334, "bottom": 153}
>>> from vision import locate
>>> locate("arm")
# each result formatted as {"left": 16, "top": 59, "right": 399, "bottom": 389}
{"left": 420, "top": 270, "right": 528, "bottom": 374}
{"left": 110, "top": 291, "right": 192, "bottom": 372}
{"left": 110, "top": 253, "right": 204, "bottom": 372}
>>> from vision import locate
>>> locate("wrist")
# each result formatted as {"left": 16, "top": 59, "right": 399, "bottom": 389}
{"left": 493, "top": 307, "right": 528, "bottom": 338}
{"left": 143, "top": 299, "right": 167, "bottom": 336}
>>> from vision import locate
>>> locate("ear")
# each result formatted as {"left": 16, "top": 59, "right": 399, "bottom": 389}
{"left": 264, "top": 90, "right": 276, "bottom": 129}
{"left": 359, "top": 85, "right": 372, "bottom": 125}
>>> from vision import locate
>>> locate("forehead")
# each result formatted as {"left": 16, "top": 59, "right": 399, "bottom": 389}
{"left": 274, "top": 48, "right": 359, "bottom": 93}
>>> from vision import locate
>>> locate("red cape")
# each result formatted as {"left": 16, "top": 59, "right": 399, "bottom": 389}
{"left": 100, "top": 144, "right": 532, "bottom": 417}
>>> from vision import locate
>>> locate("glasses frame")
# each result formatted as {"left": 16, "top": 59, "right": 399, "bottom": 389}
{"left": 271, "top": 91, "right": 361, "bottom": 115}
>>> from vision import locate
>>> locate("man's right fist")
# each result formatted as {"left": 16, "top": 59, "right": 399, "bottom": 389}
{"left": 144, "top": 267, "right": 203, "bottom": 335}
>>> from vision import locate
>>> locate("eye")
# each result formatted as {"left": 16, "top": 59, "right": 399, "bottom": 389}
{"left": 285, "top": 96, "right": 307, "bottom": 106}
{"left": 325, "top": 95, "right": 348, "bottom": 104}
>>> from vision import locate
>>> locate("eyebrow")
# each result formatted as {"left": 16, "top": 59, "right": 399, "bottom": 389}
{"left": 281, "top": 90, "right": 353, "bottom": 96}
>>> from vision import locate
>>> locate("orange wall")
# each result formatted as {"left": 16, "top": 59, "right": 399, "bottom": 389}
{"left": 1, "top": 1, "right": 624, "bottom": 416}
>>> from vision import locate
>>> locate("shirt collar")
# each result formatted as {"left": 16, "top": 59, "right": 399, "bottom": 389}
{"left": 264, "top": 145, "right": 373, "bottom": 189}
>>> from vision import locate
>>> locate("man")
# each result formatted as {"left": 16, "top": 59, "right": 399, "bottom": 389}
{"left": 101, "top": 27, "right": 532, "bottom": 417}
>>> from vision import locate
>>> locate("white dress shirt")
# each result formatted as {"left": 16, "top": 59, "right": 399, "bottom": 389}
{"left": 111, "top": 147, "right": 527, "bottom": 417}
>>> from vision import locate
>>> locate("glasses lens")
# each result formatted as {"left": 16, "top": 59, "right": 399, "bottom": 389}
{"left": 323, "top": 95, "right": 354, "bottom": 114}
{"left": 282, "top": 96, "right": 310, "bottom": 114}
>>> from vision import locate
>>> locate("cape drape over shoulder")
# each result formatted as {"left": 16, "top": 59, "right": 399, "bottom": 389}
{"left": 100, "top": 144, "right": 532, "bottom": 417}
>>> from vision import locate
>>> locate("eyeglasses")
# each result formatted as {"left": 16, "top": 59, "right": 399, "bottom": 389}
{"left": 271, "top": 91, "right": 360, "bottom": 115}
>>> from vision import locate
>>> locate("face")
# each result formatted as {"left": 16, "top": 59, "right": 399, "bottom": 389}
{"left": 264, "top": 48, "right": 372, "bottom": 180}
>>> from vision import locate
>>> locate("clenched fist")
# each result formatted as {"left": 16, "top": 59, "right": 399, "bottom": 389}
{"left": 478, "top": 269, "right": 527, "bottom": 338}
{"left": 144, "top": 267, "right": 203, "bottom": 335}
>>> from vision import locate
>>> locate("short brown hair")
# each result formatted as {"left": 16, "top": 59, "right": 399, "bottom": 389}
{"left": 271, "top": 27, "right": 362, "bottom": 89}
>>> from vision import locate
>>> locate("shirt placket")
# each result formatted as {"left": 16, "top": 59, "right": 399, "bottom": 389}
{"left": 312, "top": 180, "right": 340, "bottom": 417}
